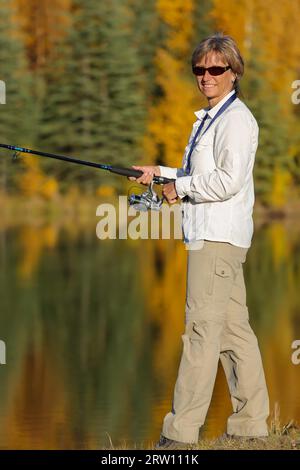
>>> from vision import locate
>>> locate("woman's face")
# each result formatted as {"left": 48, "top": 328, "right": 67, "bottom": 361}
{"left": 195, "top": 51, "right": 237, "bottom": 107}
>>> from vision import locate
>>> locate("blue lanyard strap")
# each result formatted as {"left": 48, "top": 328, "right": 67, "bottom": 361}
{"left": 185, "top": 92, "right": 237, "bottom": 175}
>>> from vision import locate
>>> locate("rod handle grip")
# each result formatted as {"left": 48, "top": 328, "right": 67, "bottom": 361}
{"left": 109, "top": 166, "right": 174, "bottom": 184}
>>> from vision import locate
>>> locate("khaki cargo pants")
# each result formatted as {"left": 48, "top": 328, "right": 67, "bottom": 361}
{"left": 162, "top": 241, "right": 269, "bottom": 443}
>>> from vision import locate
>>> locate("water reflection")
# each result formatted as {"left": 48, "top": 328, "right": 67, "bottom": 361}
{"left": 0, "top": 216, "right": 300, "bottom": 448}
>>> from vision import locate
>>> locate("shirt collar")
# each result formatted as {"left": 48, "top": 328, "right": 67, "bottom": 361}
{"left": 194, "top": 89, "right": 236, "bottom": 120}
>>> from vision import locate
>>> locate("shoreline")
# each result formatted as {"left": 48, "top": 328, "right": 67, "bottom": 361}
{"left": 1, "top": 193, "right": 300, "bottom": 228}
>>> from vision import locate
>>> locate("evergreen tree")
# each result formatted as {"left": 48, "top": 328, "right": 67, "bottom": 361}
{"left": 39, "top": 0, "right": 146, "bottom": 192}
{"left": 0, "top": 0, "right": 34, "bottom": 193}
{"left": 242, "top": 53, "right": 290, "bottom": 204}
{"left": 193, "top": 0, "right": 214, "bottom": 46}
{"left": 128, "top": 0, "right": 160, "bottom": 98}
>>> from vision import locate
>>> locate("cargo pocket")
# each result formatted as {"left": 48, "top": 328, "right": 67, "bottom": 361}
{"left": 178, "top": 321, "right": 206, "bottom": 392}
{"left": 215, "top": 258, "right": 232, "bottom": 278}
{"left": 208, "top": 257, "right": 233, "bottom": 296}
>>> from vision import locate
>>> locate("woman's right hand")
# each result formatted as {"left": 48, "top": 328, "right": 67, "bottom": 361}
{"left": 128, "top": 165, "right": 161, "bottom": 186}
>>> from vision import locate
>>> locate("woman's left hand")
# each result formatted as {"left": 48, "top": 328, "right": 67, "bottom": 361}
{"left": 162, "top": 182, "right": 178, "bottom": 204}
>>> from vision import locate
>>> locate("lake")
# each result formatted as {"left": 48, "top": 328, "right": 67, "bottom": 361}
{"left": 0, "top": 212, "right": 300, "bottom": 449}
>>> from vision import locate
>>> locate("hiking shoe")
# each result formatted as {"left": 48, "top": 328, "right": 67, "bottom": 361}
{"left": 155, "top": 434, "right": 187, "bottom": 450}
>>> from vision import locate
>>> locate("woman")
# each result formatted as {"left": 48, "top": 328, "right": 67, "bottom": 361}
{"left": 131, "top": 33, "right": 269, "bottom": 448}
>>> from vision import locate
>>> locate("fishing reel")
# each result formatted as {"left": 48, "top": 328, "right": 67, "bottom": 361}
{"left": 128, "top": 181, "right": 164, "bottom": 211}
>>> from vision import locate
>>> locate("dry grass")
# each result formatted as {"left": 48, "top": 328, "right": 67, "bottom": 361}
{"left": 103, "top": 405, "right": 300, "bottom": 451}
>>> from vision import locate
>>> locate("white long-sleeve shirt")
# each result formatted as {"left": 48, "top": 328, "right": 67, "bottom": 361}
{"left": 159, "top": 90, "right": 258, "bottom": 249}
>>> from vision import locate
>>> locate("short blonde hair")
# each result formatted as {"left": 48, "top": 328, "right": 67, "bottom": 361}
{"left": 192, "top": 33, "right": 244, "bottom": 94}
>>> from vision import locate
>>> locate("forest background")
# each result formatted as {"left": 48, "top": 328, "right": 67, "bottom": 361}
{"left": 0, "top": 0, "right": 300, "bottom": 211}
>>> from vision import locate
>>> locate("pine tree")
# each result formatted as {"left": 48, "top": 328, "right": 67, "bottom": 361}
{"left": 241, "top": 51, "right": 290, "bottom": 205}
{"left": 38, "top": 0, "right": 146, "bottom": 192}
{"left": 129, "top": 0, "right": 160, "bottom": 97}
{"left": 193, "top": 0, "right": 214, "bottom": 42}
{"left": 0, "top": 0, "right": 34, "bottom": 193}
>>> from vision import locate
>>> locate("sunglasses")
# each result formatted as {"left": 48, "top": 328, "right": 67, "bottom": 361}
{"left": 192, "top": 65, "right": 231, "bottom": 76}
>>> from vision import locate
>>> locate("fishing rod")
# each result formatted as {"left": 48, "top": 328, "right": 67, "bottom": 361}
{"left": 0, "top": 143, "right": 175, "bottom": 211}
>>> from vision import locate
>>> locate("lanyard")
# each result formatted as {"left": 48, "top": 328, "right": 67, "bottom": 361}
{"left": 185, "top": 92, "right": 237, "bottom": 175}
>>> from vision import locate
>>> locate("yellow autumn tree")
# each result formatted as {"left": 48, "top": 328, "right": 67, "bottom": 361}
{"left": 17, "top": 224, "right": 59, "bottom": 280}
{"left": 211, "top": 0, "right": 300, "bottom": 208}
{"left": 12, "top": 0, "right": 71, "bottom": 69}
{"left": 211, "top": 0, "right": 300, "bottom": 112}
{"left": 210, "top": 0, "right": 254, "bottom": 58}
{"left": 144, "top": 0, "right": 201, "bottom": 169}
{"left": 18, "top": 156, "right": 58, "bottom": 200}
